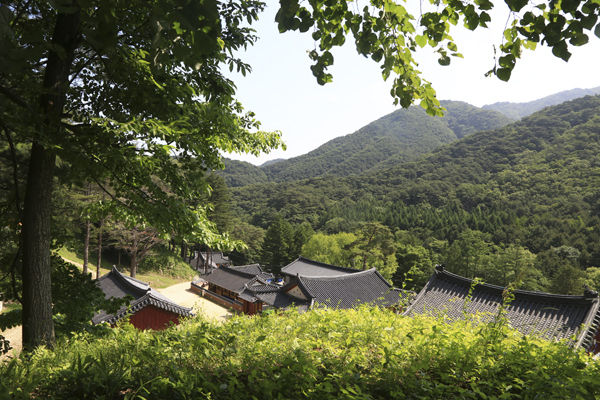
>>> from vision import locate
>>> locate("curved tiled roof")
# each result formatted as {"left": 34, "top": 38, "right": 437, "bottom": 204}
{"left": 199, "top": 265, "right": 272, "bottom": 294}
{"left": 93, "top": 267, "right": 193, "bottom": 325}
{"left": 229, "top": 264, "right": 264, "bottom": 276}
{"left": 294, "top": 268, "right": 411, "bottom": 309}
{"left": 255, "top": 291, "right": 309, "bottom": 310}
{"left": 281, "top": 257, "right": 359, "bottom": 277}
{"left": 405, "top": 266, "right": 600, "bottom": 348}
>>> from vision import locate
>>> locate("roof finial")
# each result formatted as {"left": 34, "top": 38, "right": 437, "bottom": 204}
{"left": 584, "top": 287, "right": 598, "bottom": 298}
{"left": 435, "top": 264, "right": 445, "bottom": 272}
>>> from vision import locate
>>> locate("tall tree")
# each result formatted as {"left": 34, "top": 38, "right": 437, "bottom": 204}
{"left": 108, "top": 222, "right": 163, "bottom": 278}
{"left": 261, "top": 214, "right": 294, "bottom": 273}
{"left": 1, "top": 0, "right": 282, "bottom": 349}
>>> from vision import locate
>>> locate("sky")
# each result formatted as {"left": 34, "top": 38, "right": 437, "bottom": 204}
{"left": 226, "top": 2, "right": 600, "bottom": 165}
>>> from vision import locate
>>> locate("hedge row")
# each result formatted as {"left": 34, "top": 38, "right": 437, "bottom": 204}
{"left": 1, "top": 307, "right": 599, "bottom": 399}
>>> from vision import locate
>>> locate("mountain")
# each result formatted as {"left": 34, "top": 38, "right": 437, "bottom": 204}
{"left": 232, "top": 95, "right": 600, "bottom": 265}
{"left": 218, "top": 159, "right": 268, "bottom": 187}
{"left": 220, "top": 101, "right": 512, "bottom": 187}
{"left": 483, "top": 86, "right": 600, "bottom": 119}
{"left": 260, "top": 158, "right": 286, "bottom": 167}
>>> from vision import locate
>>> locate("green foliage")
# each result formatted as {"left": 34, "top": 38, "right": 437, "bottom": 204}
{"left": 1, "top": 0, "right": 284, "bottom": 249}
{"left": 393, "top": 243, "right": 435, "bottom": 289}
{"left": 2, "top": 308, "right": 599, "bottom": 398}
{"left": 584, "top": 267, "right": 600, "bottom": 290}
{"left": 227, "top": 219, "right": 265, "bottom": 265}
{"left": 261, "top": 215, "right": 294, "bottom": 273}
{"left": 346, "top": 222, "right": 398, "bottom": 280}
{"left": 302, "top": 232, "right": 358, "bottom": 267}
{"left": 218, "top": 158, "right": 269, "bottom": 188}
{"left": 50, "top": 256, "right": 124, "bottom": 339}
{"left": 230, "top": 96, "right": 600, "bottom": 293}
{"left": 0, "top": 256, "right": 124, "bottom": 353}
{"left": 275, "top": 0, "right": 600, "bottom": 114}
{"left": 223, "top": 101, "right": 511, "bottom": 186}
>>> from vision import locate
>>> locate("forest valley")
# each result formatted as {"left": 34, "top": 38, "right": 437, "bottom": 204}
{"left": 3, "top": 94, "right": 600, "bottom": 332}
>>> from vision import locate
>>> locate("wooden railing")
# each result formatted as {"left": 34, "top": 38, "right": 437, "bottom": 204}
{"left": 190, "top": 282, "right": 243, "bottom": 312}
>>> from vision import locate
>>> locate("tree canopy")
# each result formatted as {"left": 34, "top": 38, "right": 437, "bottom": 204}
{"left": 277, "top": 0, "right": 600, "bottom": 114}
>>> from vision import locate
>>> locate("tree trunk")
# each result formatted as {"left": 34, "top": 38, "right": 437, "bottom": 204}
{"left": 97, "top": 219, "right": 103, "bottom": 278}
{"left": 83, "top": 219, "right": 90, "bottom": 275}
{"left": 130, "top": 252, "right": 137, "bottom": 278}
{"left": 22, "top": 144, "right": 56, "bottom": 350}
{"left": 21, "top": 7, "right": 81, "bottom": 350}
{"left": 82, "top": 185, "right": 91, "bottom": 275}
{"left": 180, "top": 240, "right": 188, "bottom": 260}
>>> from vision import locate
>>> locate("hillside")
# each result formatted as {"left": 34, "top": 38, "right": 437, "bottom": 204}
{"left": 219, "top": 158, "right": 269, "bottom": 187}
{"left": 232, "top": 96, "right": 600, "bottom": 267}
{"left": 483, "top": 86, "right": 600, "bottom": 119}
{"left": 220, "top": 101, "right": 511, "bottom": 187}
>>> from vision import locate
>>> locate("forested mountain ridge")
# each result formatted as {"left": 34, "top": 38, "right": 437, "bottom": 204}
{"left": 232, "top": 96, "right": 600, "bottom": 271}
{"left": 483, "top": 86, "right": 600, "bottom": 119}
{"left": 220, "top": 159, "right": 269, "bottom": 187}
{"left": 219, "top": 101, "right": 511, "bottom": 187}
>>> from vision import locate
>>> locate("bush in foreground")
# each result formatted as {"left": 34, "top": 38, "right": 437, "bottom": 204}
{"left": 1, "top": 307, "right": 598, "bottom": 399}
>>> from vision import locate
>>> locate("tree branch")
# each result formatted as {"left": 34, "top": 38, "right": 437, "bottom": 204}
{"left": 0, "top": 119, "right": 23, "bottom": 218}
{"left": 0, "top": 84, "right": 30, "bottom": 110}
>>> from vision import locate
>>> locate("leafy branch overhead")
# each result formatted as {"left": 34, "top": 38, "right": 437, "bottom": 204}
{"left": 275, "top": 0, "right": 600, "bottom": 115}
{"left": 0, "top": 0, "right": 284, "bottom": 246}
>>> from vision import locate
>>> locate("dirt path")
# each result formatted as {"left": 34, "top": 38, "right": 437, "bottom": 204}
{"left": 158, "top": 282, "right": 232, "bottom": 322}
{"left": 1, "top": 325, "right": 22, "bottom": 361}
{"left": 1, "top": 280, "right": 230, "bottom": 362}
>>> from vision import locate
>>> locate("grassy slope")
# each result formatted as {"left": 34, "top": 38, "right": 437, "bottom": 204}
{"left": 57, "top": 247, "right": 191, "bottom": 288}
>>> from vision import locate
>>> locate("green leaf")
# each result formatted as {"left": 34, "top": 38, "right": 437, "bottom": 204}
{"left": 438, "top": 55, "right": 451, "bottom": 66}
{"left": 506, "top": 0, "right": 529, "bottom": 12}
{"left": 496, "top": 67, "right": 512, "bottom": 81}
{"left": 415, "top": 35, "right": 427, "bottom": 48}
{"left": 551, "top": 41, "right": 572, "bottom": 61}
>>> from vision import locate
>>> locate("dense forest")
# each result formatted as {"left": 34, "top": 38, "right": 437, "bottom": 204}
{"left": 221, "top": 95, "right": 600, "bottom": 294}
{"left": 219, "top": 101, "right": 513, "bottom": 187}
{"left": 3, "top": 94, "right": 598, "bottom": 309}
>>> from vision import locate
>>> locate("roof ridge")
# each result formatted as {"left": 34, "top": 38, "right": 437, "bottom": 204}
{"left": 218, "top": 265, "right": 260, "bottom": 279}
{"left": 437, "top": 268, "right": 597, "bottom": 302}
{"left": 297, "top": 268, "right": 377, "bottom": 281}
{"left": 109, "top": 267, "right": 149, "bottom": 297}
{"left": 282, "top": 257, "right": 359, "bottom": 274}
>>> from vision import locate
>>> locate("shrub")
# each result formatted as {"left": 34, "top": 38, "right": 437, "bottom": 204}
{"left": 1, "top": 307, "right": 598, "bottom": 399}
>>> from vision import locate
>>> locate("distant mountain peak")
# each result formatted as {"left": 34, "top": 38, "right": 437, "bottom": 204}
{"left": 260, "top": 158, "right": 286, "bottom": 168}
{"left": 483, "top": 86, "right": 600, "bottom": 120}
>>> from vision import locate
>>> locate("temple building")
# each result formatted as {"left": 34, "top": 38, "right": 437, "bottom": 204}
{"left": 187, "top": 251, "right": 231, "bottom": 274}
{"left": 405, "top": 265, "right": 600, "bottom": 352}
{"left": 192, "top": 257, "right": 410, "bottom": 314}
{"left": 191, "top": 264, "right": 276, "bottom": 315}
{"left": 94, "top": 267, "right": 193, "bottom": 330}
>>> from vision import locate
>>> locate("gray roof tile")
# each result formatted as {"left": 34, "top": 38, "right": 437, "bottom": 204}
{"left": 405, "top": 266, "right": 600, "bottom": 348}
{"left": 282, "top": 257, "right": 359, "bottom": 277}
{"left": 199, "top": 265, "right": 271, "bottom": 294}
{"left": 295, "top": 268, "right": 411, "bottom": 309}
